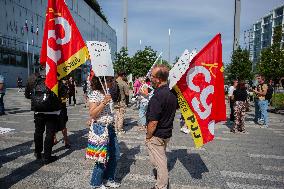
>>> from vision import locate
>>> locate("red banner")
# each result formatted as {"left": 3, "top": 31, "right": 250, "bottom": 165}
{"left": 40, "top": 0, "right": 89, "bottom": 95}
{"left": 176, "top": 34, "right": 226, "bottom": 147}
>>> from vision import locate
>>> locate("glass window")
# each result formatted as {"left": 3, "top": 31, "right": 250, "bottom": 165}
{"left": 21, "top": 54, "right": 27, "bottom": 68}
{"left": 275, "top": 8, "right": 283, "bottom": 17}
{"left": 3, "top": 54, "right": 9, "bottom": 65}
{"left": 10, "top": 54, "right": 16, "bottom": 65}
{"left": 264, "top": 16, "right": 271, "bottom": 24}
{"left": 16, "top": 55, "right": 21, "bottom": 66}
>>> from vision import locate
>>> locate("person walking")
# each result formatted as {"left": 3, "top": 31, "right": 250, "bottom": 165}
{"left": 254, "top": 75, "right": 269, "bottom": 128}
{"left": 68, "top": 77, "right": 77, "bottom": 106}
{"left": 138, "top": 78, "right": 152, "bottom": 131}
{"left": 87, "top": 76, "right": 120, "bottom": 189}
{"left": 17, "top": 76, "right": 23, "bottom": 92}
{"left": 230, "top": 81, "right": 248, "bottom": 133}
{"left": 228, "top": 80, "right": 238, "bottom": 122}
{"left": 25, "top": 69, "right": 61, "bottom": 164}
{"left": 145, "top": 65, "right": 177, "bottom": 189}
{"left": 114, "top": 72, "right": 129, "bottom": 134}
{"left": 0, "top": 75, "right": 5, "bottom": 116}
{"left": 53, "top": 79, "right": 71, "bottom": 148}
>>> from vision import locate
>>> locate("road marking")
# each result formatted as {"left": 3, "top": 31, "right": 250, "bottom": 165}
{"left": 248, "top": 154, "right": 284, "bottom": 160}
{"left": 226, "top": 182, "right": 283, "bottom": 189}
{"left": 123, "top": 173, "right": 155, "bottom": 182}
{"left": 221, "top": 171, "right": 284, "bottom": 183}
{"left": 262, "top": 166, "right": 284, "bottom": 172}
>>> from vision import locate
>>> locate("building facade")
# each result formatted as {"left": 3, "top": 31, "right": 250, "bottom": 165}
{"left": 248, "top": 5, "right": 284, "bottom": 70}
{"left": 0, "top": 0, "right": 117, "bottom": 87}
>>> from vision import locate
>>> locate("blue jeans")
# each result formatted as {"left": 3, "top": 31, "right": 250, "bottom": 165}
{"left": 0, "top": 93, "right": 4, "bottom": 114}
{"left": 138, "top": 101, "right": 148, "bottom": 126}
{"left": 90, "top": 125, "right": 120, "bottom": 187}
{"left": 258, "top": 100, "right": 268, "bottom": 125}
{"left": 254, "top": 99, "right": 261, "bottom": 122}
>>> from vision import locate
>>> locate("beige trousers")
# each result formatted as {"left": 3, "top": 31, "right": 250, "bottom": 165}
{"left": 146, "top": 136, "right": 170, "bottom": 189}
{"left": 114, "top": 102, "right": 126, "bottom": 131}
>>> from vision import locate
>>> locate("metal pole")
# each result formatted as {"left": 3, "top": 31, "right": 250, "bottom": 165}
{"left": 27, "top": 37, "right": 29, "bottom": 77}
{"left": 123, "top": 0, "right": 128, "bottom": 49}
{"left": 168, "top": 28, "right": 171, "bottom": 65}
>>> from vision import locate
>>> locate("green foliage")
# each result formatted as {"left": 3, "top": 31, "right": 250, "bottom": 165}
{"left": 113, "top": 47, "right": 131, "bottom": 74}
{"left": 113, "top": 47, "right": 173, "bottom": 78}
{"left": 257, "top": 25, "right": 284, "bottom": 81}
{"left": 271, "top": 93, "right": 284, "bottom": 109}
{"left": 227, "top": 47, "right": 253, "bottom": 82}
{"left": 85, "top": 0, "right": 108, "bottom": 23}
{"left": 130, "top": 46, "right": 158, "bottom": 77}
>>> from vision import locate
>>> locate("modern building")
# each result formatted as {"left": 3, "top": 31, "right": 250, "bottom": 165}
{"left": 246, "top": 4, "right": 284, "bottom": 71}
{"left": 0, "top": 0, "right": 117, "bottom": 87}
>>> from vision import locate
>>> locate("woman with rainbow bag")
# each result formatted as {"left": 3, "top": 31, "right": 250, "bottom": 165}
{"left": 87, "top": 76, "right": 120, "bottom": 189}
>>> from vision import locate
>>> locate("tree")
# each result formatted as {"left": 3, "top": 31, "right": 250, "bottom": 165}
{"left": 257, "top": 25, "right": 284, "bottom": 82}
{"left": 113, "top": 47, "right": 131, "bottom": 74}
{"left": 85, "top": 0, "right": 108, "bottom": 23}
{"left": 227, "top": 47, "right": 253, "bottom": 82}
{"left": 130, "top": 46, "right": 158, "bottom": 77}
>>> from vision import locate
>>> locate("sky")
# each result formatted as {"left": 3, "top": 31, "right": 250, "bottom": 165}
{"left": 97, "top": 0, "right": 284, "bottom": 65}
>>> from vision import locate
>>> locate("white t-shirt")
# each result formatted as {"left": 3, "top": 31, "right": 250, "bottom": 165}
{"left": 228, "top": 86, "right": 235, "bottom": 97}
{"left": 89, "top": 90, "right": 114, "bottom": 124}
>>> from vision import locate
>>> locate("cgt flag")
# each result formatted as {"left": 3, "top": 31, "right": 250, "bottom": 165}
{"left": 40, "top": 0, "right": 89, "bottom": 95}
{"left": 174, "top": 33, "right": 226, "bottom": 148}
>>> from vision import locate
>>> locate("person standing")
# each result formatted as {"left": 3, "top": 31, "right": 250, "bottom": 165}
{"left": 17, "top": 76, "right": 23, "bottom": 92}
{"left": 145, "top": 65, "right": 177, "bottom": 189}
{"left": 254, "top": 75, "right": 269, "bottom": 128}
{"left": 87, "top": 76, "right": 120, "bottom": 189}
{"left": 228, "top": 80, "right": 238, "bottom": 122}
{"left": 25, "top": 70, "right": 61, "bottom": 164}
{"left": 230, "top": 82, "right": 248, "bottom": 133}
{"left": 0, "top": 75, "right": 5, "bottom": 116}
{"left": 68, "top": 77, "right": 77, "bottom": 106}
{"left": 114, "top": 72, "right": 129, "bottom": 134}
{"left": 54, "top": 79, "right": 71, "bottom": 148}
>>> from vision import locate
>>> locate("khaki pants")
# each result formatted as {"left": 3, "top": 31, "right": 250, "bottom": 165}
{"left": 114, "top": 102, "right": 126, "bottom": 131}
{"left": 146, "top": 136, "right": 170, "bottom": 189}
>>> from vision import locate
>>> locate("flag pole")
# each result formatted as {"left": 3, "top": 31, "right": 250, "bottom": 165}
{"left": 98, "top": 77, "right": 107, "bottom": 95}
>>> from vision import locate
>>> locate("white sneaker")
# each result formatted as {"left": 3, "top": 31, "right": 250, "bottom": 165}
{"left": 104, "top": 180, "right": 120, "bottom": 188}
{"left": 180, "top": 127, "right": 190, "bottom": 134}
{"left": 92, "top": 184, "right": 107, "bottom": 189}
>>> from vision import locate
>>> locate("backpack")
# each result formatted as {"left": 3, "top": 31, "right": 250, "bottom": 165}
{"left": 265, "top": 84, "right": 273, "bottom": 101}
{"left": 31, "top": 75, "right": 61, "bottom": 112}
{"left": 109, "top": 81, "right": 121, "bottom": 103}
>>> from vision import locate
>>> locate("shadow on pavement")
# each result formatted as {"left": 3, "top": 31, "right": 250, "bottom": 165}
{"left": 168, "top": 150, "right": 209, "bottom": 179}
{"left": 123, "top": 118, "right": 137, "bottom": 132}
{"left": 116, "top": 141, "right": 140, "bottom": 182}
{"left": 0, "top": 140, "right": 34, "bottom": 168}
{"left": 0, "top": 140, "right": 42, "bottom": 188}
{"left": 7, "top": 109, "right": 31, "bottom": 114}
{"left": 0, "top": 128, "right": 88, "bottom": 188}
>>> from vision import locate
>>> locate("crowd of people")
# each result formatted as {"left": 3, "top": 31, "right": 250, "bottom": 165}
{"left": 227, "top": 74, "right": 274, "bottom": 133}
{"left": 0, "top": 68, "right": 280, "bottom": 189}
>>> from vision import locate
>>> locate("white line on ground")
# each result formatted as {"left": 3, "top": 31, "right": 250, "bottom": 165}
{"left": 226, "top": 182, "right": 283, "bottom": 189}
{"left": 221, "top": 170, "right": 284, "bottom": 183}
{"left": 248, "top": 153, "right": 284, "bottom": 160}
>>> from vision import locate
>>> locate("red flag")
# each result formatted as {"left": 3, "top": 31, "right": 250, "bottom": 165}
{"left": 40, "top": 0, "right": 89, "bottom": 95}
{"left": 175, "top": 34, "right": 226, "bottom": 147}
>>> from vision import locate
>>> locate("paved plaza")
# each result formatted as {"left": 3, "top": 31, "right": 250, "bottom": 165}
{"left": 0, "top": 89, "right": 283, "bottom": 189}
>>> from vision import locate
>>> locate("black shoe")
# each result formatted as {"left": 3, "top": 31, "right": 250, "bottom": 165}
{"left": 43, "top": 155, "right": 58, "bottom": 164}
{"left": 65, "top": 144, "right": 71, "bottom": 148}
{"left": 34, "top": 153, "right": 42, "bottom": 160}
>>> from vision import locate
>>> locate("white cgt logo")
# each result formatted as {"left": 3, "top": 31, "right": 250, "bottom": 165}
{"left": 186, "top": 66, "right": 214, "bottom": 120}
{"left": 46, "top": 17, "right": 71, "bottom": 74}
